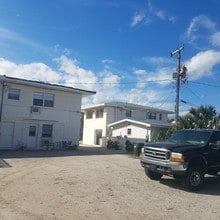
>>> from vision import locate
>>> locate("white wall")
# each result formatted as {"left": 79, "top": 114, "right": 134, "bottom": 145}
{"left": 111, "top": 123, "right": 148, "bottom": 140}
{"left": 82, "top": 104, "right": 170, "bottom": 146}
{"left": 0, "top": 82, "right": 83, "bottom": 149}
{"left": 83, "top": 108, "right": 107, "bottom": 145}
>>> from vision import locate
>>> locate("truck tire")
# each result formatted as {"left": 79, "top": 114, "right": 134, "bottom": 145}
{"left": 185, "top": 166, "right": 204, "bottom": 191}
{"left": 145, "top": 168, "right": 162, "bottom": 181}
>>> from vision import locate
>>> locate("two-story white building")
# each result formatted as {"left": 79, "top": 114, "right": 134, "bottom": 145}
{"left": 0, "top": 75, "right": 95, "bottom": 150}
{"left": 82, "top": 102, "right": 173, "bottom": 147}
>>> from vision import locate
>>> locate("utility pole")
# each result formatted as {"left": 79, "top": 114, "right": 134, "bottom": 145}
{"left": 170, "top": 45, "right": 185, "bottom": 128}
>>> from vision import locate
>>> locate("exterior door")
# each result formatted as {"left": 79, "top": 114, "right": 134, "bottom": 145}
{"left": 0, "top": 122, "right": 14, "bottom": 149}
{"left": 95, "top": 129, "right": 102, "bottom": 145}
{"left": 26, "top": 124, "right": 38, "bottom": 149}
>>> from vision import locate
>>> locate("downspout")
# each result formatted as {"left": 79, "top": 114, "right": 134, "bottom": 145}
{"left": 0, "top": 81, "right": 5, "bottom": 122}
{"left": 0, "top": 81, "right": 5, "bottom": 136}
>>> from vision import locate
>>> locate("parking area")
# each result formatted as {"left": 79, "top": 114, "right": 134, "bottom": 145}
{"left": 0, "top": 146, "right": 220, "bottom": 220}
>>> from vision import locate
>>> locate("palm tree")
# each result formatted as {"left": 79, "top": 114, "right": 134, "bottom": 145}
{"left": 155, "top": 105, "right": 219, "bottom": 141}
{"left": 179, "top": 105, "right": 218, "bottom": 129}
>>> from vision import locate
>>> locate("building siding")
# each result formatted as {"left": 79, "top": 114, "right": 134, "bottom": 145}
{"left": 0, "top": 76, "right": 95, "bottom": 149}
{"left": 82, "top": 102, "right": 173, "bottom": 147}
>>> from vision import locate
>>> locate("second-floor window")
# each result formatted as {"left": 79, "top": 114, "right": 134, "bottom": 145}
{"left": 33, "top": 92, "right": 54, "bottom": 107}
{"left": 96, "top": 108, "right": 103, "bottom": 118}
{"left": 147, "top": 112, "right": 156, "bottom": 120}
{"left": 126, "top": 110, "right": 132, "bottom": 118}
{"left": 86, "top": 110, "right": 93, "bottom": 119}
{"left": 8, "top": 88, "right": 20, "bottom": 100}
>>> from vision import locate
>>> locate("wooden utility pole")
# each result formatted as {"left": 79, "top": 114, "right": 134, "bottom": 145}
{"left": 170, "top": 45, "right": 184, "bottom": 128}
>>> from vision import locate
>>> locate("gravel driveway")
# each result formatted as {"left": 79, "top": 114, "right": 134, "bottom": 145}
{"left": 0, "top": 146, "right": 220, "bottom": 220}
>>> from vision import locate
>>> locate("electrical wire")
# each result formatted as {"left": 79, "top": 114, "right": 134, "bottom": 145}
{"left": 190, "top": 81, "right": 220, "bottom": 88}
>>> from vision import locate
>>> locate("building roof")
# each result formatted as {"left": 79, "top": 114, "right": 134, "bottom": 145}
{"left": 0, "top": 75, "right": 96, "bottom": 97}
{"left": 83, "top": 101, "right": 174, "bottom": 114}
{"left": 108, "top": 118, "right": 172, "bottom": 129}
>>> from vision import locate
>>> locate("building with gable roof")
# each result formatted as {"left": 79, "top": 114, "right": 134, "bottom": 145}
{"left": 82, "top": 102, "right": 173, "bottom": 147}
{"left": 0, "top": 75, "right": 95, "bottom": 149}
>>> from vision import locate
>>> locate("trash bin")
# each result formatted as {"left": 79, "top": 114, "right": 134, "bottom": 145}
{"left": 134, "top": 143, "right": 144, "bottom": 156}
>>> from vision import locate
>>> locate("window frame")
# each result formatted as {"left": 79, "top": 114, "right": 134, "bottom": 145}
{"left": 8, "top": 88, "right": 20, "bottom": 100}
{"left": 44, "top": 93, "right": 54, "bottom": 107}
{"left": 42, "top": 124, "right": 53, "bottom": 138}
{"left": 125, "top": 110, "right": 132, "bottom": 118}
{"left": 86, "top": 110, "right": 93, "bottom": 119}
{"left": 96, "top": 108, "right": 104, "bottom": 118}
{"left": 147, "top": 112, "right": 157, "bottom": 120}
{"left": 33, "top": 92, "right": 54, "bottom": 107}
{"left": 29, "top": 125, "right": 37, "bottom": 137}
{"left": 127, "top": 128, "right": 132, "bottom": 135}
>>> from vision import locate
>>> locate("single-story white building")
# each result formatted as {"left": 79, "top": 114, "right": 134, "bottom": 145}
{"left": 108, "top": 118, "right": 172, "bottom": 148}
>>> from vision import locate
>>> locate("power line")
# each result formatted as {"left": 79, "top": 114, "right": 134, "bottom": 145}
{"left": 182, "top": 83, "right": 204, "bottom": 103}
{"left": 190, "top": 81, "right": 220, "bottom": 88}
{"left": 62, "top": 79, "right": 172, "bottom": 85}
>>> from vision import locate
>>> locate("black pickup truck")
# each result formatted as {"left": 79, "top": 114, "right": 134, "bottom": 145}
{"left": 140, "top": 129, "right": 220, "bottom": 191}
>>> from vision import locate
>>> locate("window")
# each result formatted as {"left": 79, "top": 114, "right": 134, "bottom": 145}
{"left": 33, "top": 92, "right": 54, "bottom": 107}
{"left": 29, "top": 126, "right": 36, "bottom": 136}
{"left": 42, "top": 124, "right": 53, "bottom": 138}
{"left": 126, "top": 110, "right": 132, "bottom": 117}
{"left": 8, "top": 88, "right": 20, "bottom": 100}
{"left": 96, "top": 108, "right": 103, "bottom": 118}
{"left": 147, "top": 112, "right": 156, "bottom": 120}
{"left": 159, "top": 114, "right": 162, "bottom": 120}
{"left": 86, "top": 110, "right": 93, "bottom": 119}
{"left": 127, "top": 128, "right": 132, "bottom": 135}
{"left": 33, "top": 92, "right": 43, "bottom": 106}
{"left": 44, "top": 93, "right": 54, "bottom": 107}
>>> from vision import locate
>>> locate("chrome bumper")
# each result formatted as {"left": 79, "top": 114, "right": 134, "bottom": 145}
{"left": 140, "top": 156, "right": 189, "bottom": 174}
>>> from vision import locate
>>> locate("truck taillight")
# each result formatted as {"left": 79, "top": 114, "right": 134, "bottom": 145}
{"left": 170, "top": 152, "right": 184, "bottom": 162}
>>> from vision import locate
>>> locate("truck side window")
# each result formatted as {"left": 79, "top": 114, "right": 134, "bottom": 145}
{"left": 209, "top": 132, "right": 220, "bottom": 144}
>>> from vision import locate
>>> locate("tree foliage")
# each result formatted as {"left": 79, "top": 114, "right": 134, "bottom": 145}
{"left": 178, "top": 105, "right": 219, "bottom": 129}
{"left": 154, "top": 105, "right": 220, "bottom": 141}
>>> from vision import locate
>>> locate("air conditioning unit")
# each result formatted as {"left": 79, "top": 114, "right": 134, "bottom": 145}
{"left": 31, "top": 106, "right": 41, "bottom": 114}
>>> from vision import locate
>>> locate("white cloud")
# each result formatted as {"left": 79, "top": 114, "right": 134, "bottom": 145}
{"left": 143, "top": 56, "right": 174, "bottom": 65}
{"left": 133, "top": 67, "right": 172, "bottom": 89}
{"left": 0, "top": 58, "right": 60, "bottom": 82}
{"left": 130, "top": 11, "right": 146, "bottom": 27}
{"left": 55, "top": 55, "right": 123, "bottom": 105}
{"left": 55, "top": 55, "right": 98, "bottom": 91}
{"left": 186, "top": 15, "right": 216, "bottom": 46}
{"left": 211, "top": 32, "right": 220, "bottom": 47}
{"left": 156, "top": 10, "right": 166, "bottom": 20}
{"left": 0, "top": 27, "right": 44, "bottom": 50}
{"left": 0, "top": 55, "right": 123, "bottom": 106}
{"left": 169, "top": 16, "right": 176, "bottom": 23}
{"left": 130, "top": 1, "right": 176, "bottom": 27}
{"left": 122, "top": 87, "right": 174, "bottom": 111}
{"left": 185, "top": 50, "right": 220, "bottom": 80}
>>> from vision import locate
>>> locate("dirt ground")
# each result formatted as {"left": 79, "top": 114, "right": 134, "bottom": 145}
{"left": 0, "top": 146, "right": 220, "bottom": 220}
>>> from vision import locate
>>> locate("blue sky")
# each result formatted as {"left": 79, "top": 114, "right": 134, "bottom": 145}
{"left": 0, "top": 0, "right": 220, "bottom": 115}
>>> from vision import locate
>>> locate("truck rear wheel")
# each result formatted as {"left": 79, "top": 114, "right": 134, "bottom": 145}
{"left": 185, "top": 166, "right": 204, "bottom": 191}
{"left": 145, "top": 168, "right": 162, "bottom": 181}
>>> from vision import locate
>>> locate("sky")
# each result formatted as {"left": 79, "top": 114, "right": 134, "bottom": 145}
{"left": 0, "top": 0, "right": 220, "bottom": 116}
